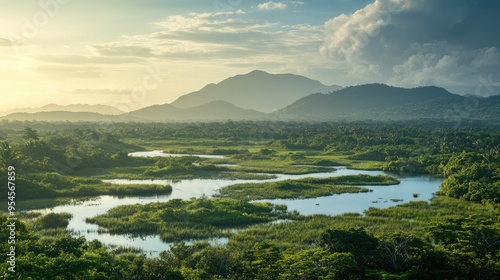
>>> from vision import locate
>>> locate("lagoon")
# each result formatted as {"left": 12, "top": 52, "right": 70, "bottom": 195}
{"left": 31, "top": 160, "right": 442, "bottom": 257}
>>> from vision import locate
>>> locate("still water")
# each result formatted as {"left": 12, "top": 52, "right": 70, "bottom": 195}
{"left": 128, "top": 150, "right": 227, "bottom": 159}
{"left": 31, "top": 152, "right": 443, "bottom": 257}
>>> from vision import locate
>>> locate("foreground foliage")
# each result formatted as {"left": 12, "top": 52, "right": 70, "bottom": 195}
{"left": 0, "top": 121, "right": 499, "bottom": 279}
{"left": 2, "top": 195, "right": 499, "bottom": 279}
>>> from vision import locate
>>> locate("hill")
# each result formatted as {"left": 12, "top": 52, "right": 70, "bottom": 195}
{"left": 3, "top": 82, "right": 498, "bottom": 123}
{"left": 276, "top": 84, "right": 499, "bottom": 122}
{"left": 1, "top": 111, "right": 116, "bottom": 122}
{"left": 125, "top": 100, "right": 264, "bottom": 122}
{"left": 2, "top": 101, "right": 264, "bottom": 122}
{"left": 171, "top": 70, "right": 342, "bottom": 113}
{"left": 0, "top": 104, "right": 123, "bottom": 117}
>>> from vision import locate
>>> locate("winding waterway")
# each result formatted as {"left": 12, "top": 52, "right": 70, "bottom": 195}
{"left": 30, "top": 151, "right": 443, "bottom": 257}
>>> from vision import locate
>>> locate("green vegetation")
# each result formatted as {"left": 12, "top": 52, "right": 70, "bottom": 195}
{"left": 15, "top": 172, "right": 172, "bottom": 199}
{"left": 216, "top": 175, "right": 398, "bottom": 200}
{"left": 37, "top": 213, "right": 73, "bottom": 229}
{"left": 0, "top": 215, "right": 184, "bottom": 279}
{"left": 217, "top": 181, "right": 369, "bottom": 200}
{"left": 228, "top": 157, "right": 335, "bottom": 175}
{"left": 4, "top": 196, "right": 497, "bottom": 279}
{"left": 0, "top": 121, "right": 499, "bottom": 279}
{"left": 439, "top": 151, "right": 500, "bottom": 203}
{"left": 86, "top": 198, "right": 292, "bottom": 242}
{"left": 222, "top": 196, "right": 500, "bottom": 279}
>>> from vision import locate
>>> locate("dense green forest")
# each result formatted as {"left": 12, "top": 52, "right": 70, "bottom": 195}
{"left": 0, "top": 120, "right": 499, "bottom": 279}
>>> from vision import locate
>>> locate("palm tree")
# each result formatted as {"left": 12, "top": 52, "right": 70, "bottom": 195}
{"left": 23, "top": 127, "right": 39, "bottom": 141}
{"left": 0, "top": 142, "right": 19, "bottom": 169}
{"left": 482, "top": 146, "right": 500, "bottom": 164}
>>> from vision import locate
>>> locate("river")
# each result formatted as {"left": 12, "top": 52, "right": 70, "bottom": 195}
{"left": 30, "top": 151, "right": 443, "bottom": 257}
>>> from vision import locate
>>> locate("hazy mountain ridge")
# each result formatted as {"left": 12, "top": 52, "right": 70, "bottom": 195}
{"left": 2, "top": 72, "right": 499, "bottom": 123}
{"left": 0, "top": 104, "right": 124, "bottom": 117}
{"left": 1, "top": 101, "right": 264, "bottom": 122}
{"left": 125, "top": 100, "right": 264, "bottom": 121}
{"left": 171, "top": 70, "right": 342, "bottom": 113}
{"left": 277, "top": 83, "right": 498, "bottom": 121}
{"left": 0, "top": 111, "right": 119, "bottom": 122}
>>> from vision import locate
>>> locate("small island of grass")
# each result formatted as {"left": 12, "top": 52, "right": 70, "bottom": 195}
{"left": 86, "top": 198, "right": 291, "bottom": 242}
{"left": 16, "top": 173, "right": 172, "bottom": 199}
{"left": 215, "top": 174, "right": 400, "bottom": 200}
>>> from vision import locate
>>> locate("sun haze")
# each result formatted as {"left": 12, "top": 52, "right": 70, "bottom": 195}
{"left": 1, "top": 0, "right": 499, "bottom": 112}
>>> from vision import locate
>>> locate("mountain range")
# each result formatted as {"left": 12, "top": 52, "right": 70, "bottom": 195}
{"left": 171, "top": 70, "right": 342, "bottom": 113}
{"left": 278, "top": 84, "right": 463, "bottom": 121}
{"left": 1, "top": 70, "right": 499, "bottom": 123}
{"left": 124, "top": 101, "right": 264, "bottom": 122}
{"left": 0, "top": 104, "right": 123, "bottom": 117}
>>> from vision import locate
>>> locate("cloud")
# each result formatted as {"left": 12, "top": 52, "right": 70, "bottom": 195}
{"left": 258, "top": 2, "right": 288, "bottom": 11}
{"left": 320, "top": 0, "right": 500, "bottom": 91}
{"left": 34, "top": 54, "right": 145, "bottom": 64}
{"left": 257, "top": 1, "right": 304, "bottom": 11}
{"left": 87, "top": 12, "right": 279, "bottom": 60}
{"left": 390, "top": 52, "right": 469, "bottom": 86}
{"left": 0, "top": 37, "right": 23, "bottom": 47}
{"left": 91, "top": 45, "right": 154, "bottom": 57}
{"left": 68, "top": 88, "right": 132, "bottom": 95}
{"left": 470, "top": 47, "right": 500, "bottom": 69}
{"left": 81, "top": 10, "right": 324, "bottom": 70}
{"left": 35, "top": 65, "right": 102, "bottom": 79}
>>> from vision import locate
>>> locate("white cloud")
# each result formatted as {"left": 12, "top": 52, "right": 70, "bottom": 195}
{"left": 320, "top": 0, "right": 409, "bottom": 66}
{"left": 471, "top": 47, "right": 500, "bottom": 69}
{"left": 0, "top": 37, "right": 23, "bottom": 47}
{"left": 35, "top": 65, "right": 103, "bottom": 79}
{"left": 390, "top": 52, "right": 465, "bottom": 86}
{"left": 69, "top": 88, "right": 132, "bottom": 95}
{"left": 320, "top": 0, "right": 500, "bottom": 91}
{"left": 80, "top": 11, "right": 325, "bottom": 73}
{"left": 258, "top": 1, "right": 288, "bottom": 11}
{"left": 33, "top": 54, "right": 145, "bottom": 64}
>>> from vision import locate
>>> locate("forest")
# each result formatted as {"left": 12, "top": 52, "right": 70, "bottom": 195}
{"left": 0, "top": 120, "right": 499, "bottom": 279}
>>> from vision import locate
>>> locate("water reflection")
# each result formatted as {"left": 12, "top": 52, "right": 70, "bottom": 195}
{"left": 30, "top": 166, "right": 442, "bottom": 257}
{"left": 129, "top": 150, "right": 226, "bottom": 159}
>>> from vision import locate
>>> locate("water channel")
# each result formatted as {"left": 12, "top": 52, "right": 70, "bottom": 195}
{"left": 31, "top": 151, "right": 443, "bottom": 257}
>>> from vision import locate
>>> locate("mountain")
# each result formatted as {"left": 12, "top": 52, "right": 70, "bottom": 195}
{"left": 125, "top": 100, "right": 264, "bottom": 122}
{"left": 2, "top": 101, "right": 264, "bottom": 122}
{"left": 3, "top": 82, "right": 498, "bottom": 123}
{"left": 0, "top": 111, "right": 115, "bottom": 122}
{"left": 276, "top": 84, "right": 499, "bottom": 121}
{"left": 0, "top": 104, "right": 124, "bottom": 117}
{"left": 171, "top": 70, "right": 342, "bottom": 113}
{"left": 39, "top": 104, "right": 124, "bottom": 115}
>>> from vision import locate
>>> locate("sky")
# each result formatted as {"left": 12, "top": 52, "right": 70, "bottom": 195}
{"left": 1, "top": 0, "right": 499, "bottom": 112}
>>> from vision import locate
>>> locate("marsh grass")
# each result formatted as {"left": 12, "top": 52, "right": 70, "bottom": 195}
{"left": 216, "top": 175, "right": 398, "bottom": 200}
{"left": 86, "top": 198, "right": 292, "bottom": 242}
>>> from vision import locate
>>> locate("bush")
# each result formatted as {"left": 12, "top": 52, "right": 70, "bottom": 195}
{"left": 38, "top": 213, "right": 72, "bottom": 228}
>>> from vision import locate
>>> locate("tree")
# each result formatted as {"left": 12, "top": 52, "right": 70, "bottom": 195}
{"left": 277, "top": 249, "right": 360, "bottom": 280}
{"left": 195, "top": 246, "right": 232, "bottom": 278}
{"left": 23, "top": 127, "right": 39, "bottom": 141}
{"left": 0, "top": 142, "right": 18, "bottom": 169}
{"left": 240, "top": 242, "right": 282, "bottom": 280}
{"left": 378, "top": 233, "right": 430, "bottom": 273}
{"left": 320, "top": 228, "right": 379, "bottom": 268}
{"left": 142, "top": 259, "right": 183, "bottom": 280}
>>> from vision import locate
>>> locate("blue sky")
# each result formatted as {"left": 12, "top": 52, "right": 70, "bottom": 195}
{"left": 1, "top": 0, "right": 499, "bottom": 111}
